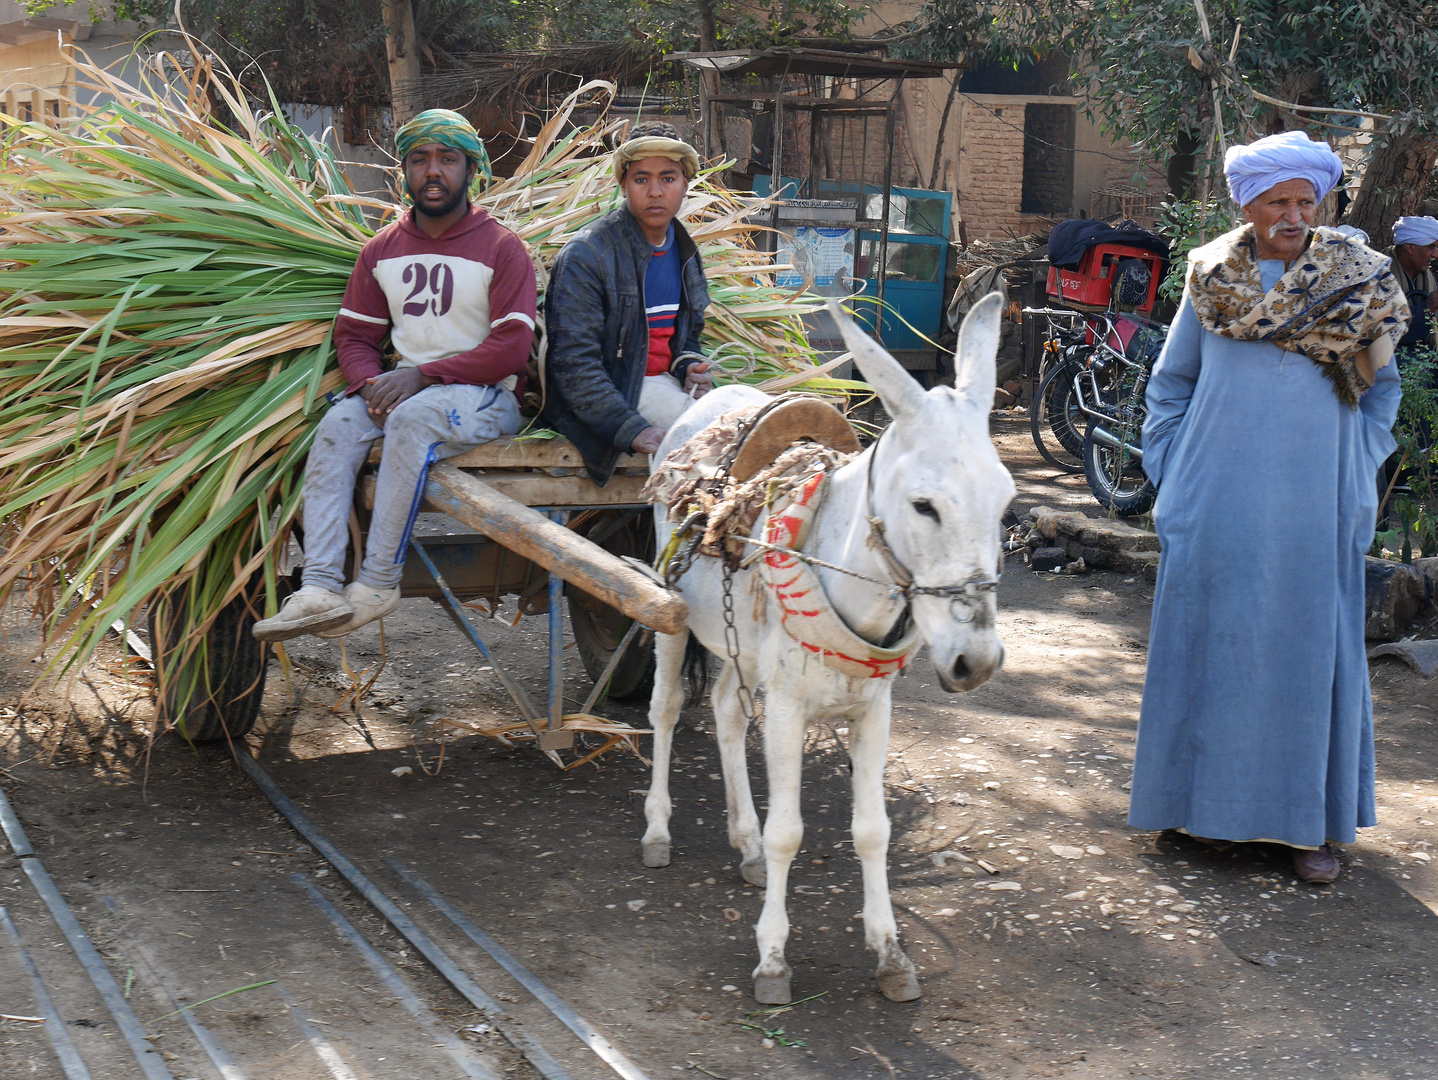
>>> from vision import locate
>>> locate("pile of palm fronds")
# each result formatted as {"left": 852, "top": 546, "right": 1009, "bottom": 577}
{"left": 0, "top": 46, "right": 835, "bottom": 728}
{"left": 419, "top": 41, "right": 661, "bottom": 115}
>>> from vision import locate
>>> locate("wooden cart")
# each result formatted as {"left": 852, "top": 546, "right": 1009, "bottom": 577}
{"left": 154, "top": 437, "right": 686, "bottom": 765}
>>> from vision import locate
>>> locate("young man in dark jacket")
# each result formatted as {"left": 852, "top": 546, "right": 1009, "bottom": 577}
{"left": 542, "top": 122, "right": 713, "bottom": 485}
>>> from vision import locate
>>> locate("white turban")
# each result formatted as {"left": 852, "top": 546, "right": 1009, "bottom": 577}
{"left": 1393, "top": 216, "right": 1438, "bottom": 247}
{"left": 1224, "top": 130, "right": 1344, "bottom": 208}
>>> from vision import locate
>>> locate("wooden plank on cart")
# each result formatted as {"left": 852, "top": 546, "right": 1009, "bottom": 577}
{"left": 423, "top": 464, "right": 688, "bottom": 635}
{"left": 363, "top": 471, "right": 648, "bottom": 509}
{"left": 367, "top": 436, "right": 647, "bottom": 471}
{"left": 478, "top": 473, "right": 648, "bottom": 506}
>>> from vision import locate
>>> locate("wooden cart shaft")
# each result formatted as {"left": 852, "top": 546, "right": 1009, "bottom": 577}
{"left": 362, "top": 436, "right": 686, "bottom": 636}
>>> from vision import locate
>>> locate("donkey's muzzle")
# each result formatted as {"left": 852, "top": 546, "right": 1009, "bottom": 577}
{"left": 935, "top": 639, "right": 1004, "bottom": 693}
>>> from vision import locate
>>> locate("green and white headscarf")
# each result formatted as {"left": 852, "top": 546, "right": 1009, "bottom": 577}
{"left": 394, "top": 109, "right": 492, "bottom": 200}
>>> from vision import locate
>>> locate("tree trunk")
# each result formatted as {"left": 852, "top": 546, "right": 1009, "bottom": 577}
{"left": 1346, "top": 132, "right": 1438, "bottom": 244}
{"left": 382, "top": 0, "right": 423, "bottom": 130}
{"left": 929, "top": 74, "right": 960, "bottom": 195}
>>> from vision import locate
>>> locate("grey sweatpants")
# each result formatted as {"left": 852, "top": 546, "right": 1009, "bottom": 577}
{"left": 300, "top": 383, "right": 520, "bottom": 593}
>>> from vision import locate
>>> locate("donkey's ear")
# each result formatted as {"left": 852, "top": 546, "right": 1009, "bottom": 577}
{"left": 951, "top": 291, "right": 1003, "bottom": 414}
{"left": 826, "top": 299, "right": 924, "bottom": 422}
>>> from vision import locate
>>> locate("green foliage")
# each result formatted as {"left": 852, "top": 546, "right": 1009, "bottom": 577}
{"left": 900, "top": 0, "right": 1438, "bottom": 178}
{"left": 100, "top": 1, "right": 487, "bottom": 106}
{"left": 92, "top": 0, "right": 856, "bottom": 104}
{"left": 733, "top": 1021, "right": 807, "bottom": 1047}
{"left": 892, "top": 0, "right": 992, "bottom": 63}
{"left": 1155, "top": 197, "right": 1235, "bottom": 301}
{"left": 732, "top": 991, "right": 830, "bottom": 1048}
{"left": 25, "top": 0, "right": 108, "bottom": 19}
{"left": 627, "top": 0, "right": 855, "bottom": 54}
{"left": 1378, "top": 348, "right": 1438, "bottom": 562}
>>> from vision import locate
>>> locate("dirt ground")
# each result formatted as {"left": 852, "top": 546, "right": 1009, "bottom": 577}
{"left": 2, "top": 413, "right": 1436, "bottom": 1080}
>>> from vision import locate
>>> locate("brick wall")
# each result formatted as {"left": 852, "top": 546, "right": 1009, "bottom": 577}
{"left": 955, "top": 98, "right": 1040, "bottom": 240}
{"left": 954, "top": 96, "right": 1168, "bottom": 238}
{"left": 808, "top": 110, "right": 920, "bottom": 190}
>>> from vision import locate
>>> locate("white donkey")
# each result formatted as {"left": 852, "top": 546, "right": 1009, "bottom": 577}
{"left": 641, "top": 295, "right": 1015, "bottom": 1005}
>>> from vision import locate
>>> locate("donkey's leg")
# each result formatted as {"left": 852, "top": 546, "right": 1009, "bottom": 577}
{"left": 641, "top": 630, "right": 689, "bottom": 868}
{"left": 851, "top": 689, "right": 921, "bottom": 1002}
{"left": 751, "top": 693, "right": 807, "bottom": 1004}
{"left": 712, "top": 661, "right": 765, "bottom": 885}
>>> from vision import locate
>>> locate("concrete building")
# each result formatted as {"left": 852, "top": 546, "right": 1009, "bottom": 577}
{"left": 0, "top": 0, "right": 94, "bottom": 120}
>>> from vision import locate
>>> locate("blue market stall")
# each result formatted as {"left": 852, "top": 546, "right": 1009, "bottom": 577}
{"left": 671, "top": 45, "right": 959, "bottom": 375}
{"left": 753, "top": 177, "right": 952, "bottom": 366}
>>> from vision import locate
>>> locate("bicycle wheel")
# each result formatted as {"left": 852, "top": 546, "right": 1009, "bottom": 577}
{"left": 1029, "top": 357, "right": 1086, "bottom": 474}
{"left": 1082, "top": 429, "right": 1156, "bottom": 517}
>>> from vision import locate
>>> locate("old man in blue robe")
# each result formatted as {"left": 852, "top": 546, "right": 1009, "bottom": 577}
{"left": 1129, "top": 131, "right": 1410, "bottom": 883}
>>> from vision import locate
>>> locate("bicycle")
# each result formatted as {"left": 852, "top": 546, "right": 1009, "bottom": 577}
{"left": 1024, "top": 306, "right": 1153, "bottom": 472}
{"left": 1023, "top": 304, "right": 1167, "bottom": 515}
{"left": 1073, "top": 314, "right": 1166, "bottom": 516}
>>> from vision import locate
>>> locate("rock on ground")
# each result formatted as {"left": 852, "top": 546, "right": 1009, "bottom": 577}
{"left": 1028, "top": 505, "right": 1161, "bottom": 579}
{"left": 1364, "top": 557, "right": 1430, "bottom": 641}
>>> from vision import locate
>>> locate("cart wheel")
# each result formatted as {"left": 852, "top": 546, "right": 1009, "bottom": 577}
{"left": 149, "top": 580, "right": 270, "bottom": 742}
{"left": 567, "top": 511, "right": 656, "bottom": 702}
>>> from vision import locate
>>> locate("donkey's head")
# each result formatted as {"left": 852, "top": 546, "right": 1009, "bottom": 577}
{"left": 831, "top": 295, "right": 1016, "bottom": 691}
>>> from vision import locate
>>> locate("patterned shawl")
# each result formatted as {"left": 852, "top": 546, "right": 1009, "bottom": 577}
{"left": 1186, "top": 224, "right": 1410, "bottom": 405}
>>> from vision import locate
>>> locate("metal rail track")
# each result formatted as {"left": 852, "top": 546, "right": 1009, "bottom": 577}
{"left": 0, "top": 755, "right": 653, "bottom": 1080}
{"left": 237, "top": 750, "right": 653, "bottom": 1080}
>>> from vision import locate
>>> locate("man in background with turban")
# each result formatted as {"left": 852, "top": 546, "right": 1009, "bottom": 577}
{"left": 542, "top": 121, "right": 714, "bottom": 485}
{"left": 1390, "top": 215, "right": 1438, "bottom": 357}
{"left": 1379, "top": 216, "right": 1438, "bottom": 515}
{"left": 255, "top": 109, "right": 536, "bottom": 641}
{"left": 1129, "top": 130, "right": 1409, "bottom": 884}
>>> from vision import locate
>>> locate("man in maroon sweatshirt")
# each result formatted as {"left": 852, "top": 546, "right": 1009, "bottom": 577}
{"left": 255, "top": 111, "right": 535, "bottom": 642}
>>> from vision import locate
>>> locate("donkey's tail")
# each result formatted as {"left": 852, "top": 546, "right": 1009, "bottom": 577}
{"left": 683, "top": 634, "right": 712, "bottom": 707}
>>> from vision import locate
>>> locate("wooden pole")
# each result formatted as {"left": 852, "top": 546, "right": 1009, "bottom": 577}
{"left": 895, "top": 85, "right": 929, "bottom": 188}
{"left": 423, "top": 464, "right": 689, "bottom": 635}
{"left": 1191, "top": 0, "right": 1229, "bottom": 212}
{"left": 698, "top": 0, "right": 725, "bottom": 166}
{"left": 876, "top": 88, "right": 897, "bottom": 343}
{"left": 809, "top": 99, "right": 822, "bottom": 196}
{"left": 773, "top": 74, "right": 785, "bottom": 194}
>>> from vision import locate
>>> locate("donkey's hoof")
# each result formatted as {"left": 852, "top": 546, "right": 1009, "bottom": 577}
{"left": 642, "top": 840, "right": 671, "bottom": 868}
{"left": 740, "top": 857, "right": 767, "bottom": 888}
{"left": 877, "top": 967, "right": 922, "bottom": 1002}
{"left": 753, "top": 975, "right": 792, "bottom": 1005}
